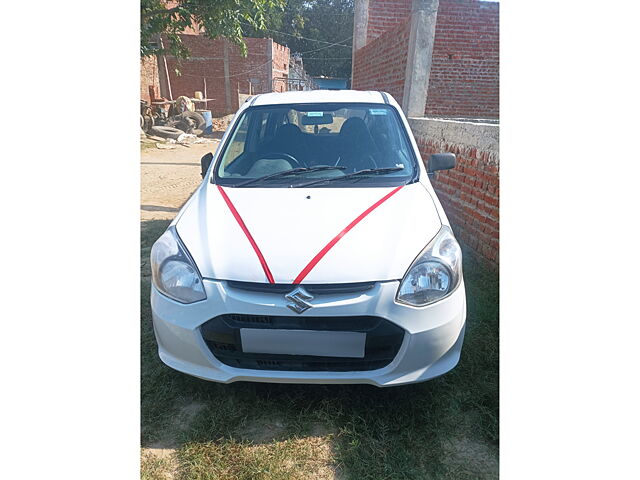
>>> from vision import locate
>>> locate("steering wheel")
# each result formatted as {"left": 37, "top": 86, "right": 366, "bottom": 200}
{"left": 260, "top": 152, "right": 304, "bottom": 169}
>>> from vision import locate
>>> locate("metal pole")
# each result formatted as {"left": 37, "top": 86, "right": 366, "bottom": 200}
{"left": 223, "top": 40, "right": 232, "bottom": 112}
{"left": 159, "top": 37, "right": 173, "bottom": 100}
{"left": 203, "top": 76, "right": 207, "bottom": 110}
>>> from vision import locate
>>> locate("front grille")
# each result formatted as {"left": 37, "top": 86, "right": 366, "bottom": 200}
{"left": 201, "top": 314, "right": 404, "bottom": 372}
{"left": 226, "top": 281, "right": 376, "bottom": 295}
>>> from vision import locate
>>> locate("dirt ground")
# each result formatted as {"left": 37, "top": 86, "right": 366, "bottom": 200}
{"left": 140, "top": 141, "right": 220, "bottom": 223}
{"left": 140, "top": 138, "right": 219, "bottom": 477}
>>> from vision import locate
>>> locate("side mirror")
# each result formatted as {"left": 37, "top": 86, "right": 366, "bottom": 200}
{"left": 428, "top": 153, "right": 456, "bottom": 173}
{"left": 200, "top": 152, "right": 213, "bottom": 178}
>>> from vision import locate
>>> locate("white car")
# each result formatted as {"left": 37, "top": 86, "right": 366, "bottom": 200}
{"left": 150, "top": 90, "right": 466, "bottom": 386}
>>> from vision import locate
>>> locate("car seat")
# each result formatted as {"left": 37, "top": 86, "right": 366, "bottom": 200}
{"left": 338, "top": 118, "right": 378, "bottom": 172}
{"left": 264, "top": 123, "right": 308, "bottom": 165}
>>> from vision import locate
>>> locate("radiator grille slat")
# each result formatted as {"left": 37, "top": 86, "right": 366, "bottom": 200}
{"left": 226, "top": 281, "right": 376, "bottom": 295}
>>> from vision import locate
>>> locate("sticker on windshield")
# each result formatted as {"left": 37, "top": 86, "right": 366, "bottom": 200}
{"left": 307, "top": 111, "right": 324, "bottom": 117}
{"left": 369, "top": 109, "right": 388, "bottom": 115}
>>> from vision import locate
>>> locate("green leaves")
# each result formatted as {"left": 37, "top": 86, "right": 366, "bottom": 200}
{"left": 140, "top": 1, "right": 355, "bottom": 77}
{"left": 140, "top": 0, "right": 286, "bottom": 59}
{"left": 242, "top": 0, "right": 355, "bottom": 78}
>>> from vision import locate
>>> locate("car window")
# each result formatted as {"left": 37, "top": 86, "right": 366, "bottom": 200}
{"left": 221, "top": 113, "right": 249, "bottom": 168}
{"left": 215, "top": 103, "right": 418, "bottom": 187}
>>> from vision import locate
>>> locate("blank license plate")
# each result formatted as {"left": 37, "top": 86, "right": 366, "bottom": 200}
{"left": 240, "top": 329, "right": 366, "bottom": 358}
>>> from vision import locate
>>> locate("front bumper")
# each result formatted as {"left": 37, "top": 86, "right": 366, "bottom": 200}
{"left": 150, "top": 279, "right": 466, "bottom": 387}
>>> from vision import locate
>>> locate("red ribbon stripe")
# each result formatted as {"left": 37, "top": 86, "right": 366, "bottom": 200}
{"left": 292, "top": 185, "right": 405, "bottom": 284}
{"left": 217, "top": 185, "right": 275, "bottom": 284}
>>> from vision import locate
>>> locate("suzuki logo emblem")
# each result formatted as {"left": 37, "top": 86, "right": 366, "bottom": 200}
{"left": 285, "top": 286, "right": 314, "bottom": 314}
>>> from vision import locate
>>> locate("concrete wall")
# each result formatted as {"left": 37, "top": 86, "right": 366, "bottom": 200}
{"left": 410, "top": 117, "right": 499, "bottom": 266}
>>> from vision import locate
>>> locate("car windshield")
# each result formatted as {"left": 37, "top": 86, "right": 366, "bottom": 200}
{"left": 214, "top": 103, "right": 418, "bottom": 187}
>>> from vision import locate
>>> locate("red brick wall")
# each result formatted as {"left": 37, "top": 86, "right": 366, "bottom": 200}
{"left": 354, "top": 0, "right": 499, "bottom": 120}
{"left": 366, "top": 0, "right": 412, "bottom": 43}
{"left": 140, "top": 56, "right": 161, "bottom": 104}
{"left": 271, "top": 42, "right": 290, "bottom": 93}
{"left": 164, "top": 34, "right": 289, "bottom": 115}
{"left": 411, "top": 120, "right": 499, "bottom": 266}
{"left": 352, "top": 19, "right": 411, "bottom": 103}
{"left": 426, "top": 0, "right": 499, "bottom": 118}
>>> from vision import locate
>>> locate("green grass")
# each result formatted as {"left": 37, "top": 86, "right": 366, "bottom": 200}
{"left": 141, "top": 141, "right": 158, "bottom": 152}
{"left": 141, "top": 219, "right": 499, "bottom": 479}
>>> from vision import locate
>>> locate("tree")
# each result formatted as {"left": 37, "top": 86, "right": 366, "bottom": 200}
{"left": 140, "top": 0, "right": 285, "bottom": 58}
{"left": 243, "top": 0, "right": 355, "bottom": 79}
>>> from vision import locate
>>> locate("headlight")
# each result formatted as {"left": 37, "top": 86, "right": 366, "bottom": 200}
{"left": 150, "top": 227, "right": 206, "bottom": 304}
{"left": 396, "top": 226, "right": 462, "bottom": 306}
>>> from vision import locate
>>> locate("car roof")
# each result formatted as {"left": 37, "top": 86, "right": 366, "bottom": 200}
{"left": 250, "top": 90, "right": 388, "bottom": 106}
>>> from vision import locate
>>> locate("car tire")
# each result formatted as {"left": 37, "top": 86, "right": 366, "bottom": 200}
{"left": 142, "top": 115, "right": 154, "bottom": 133}
{"left": 164, "top": 117, "right": 180, "bottom": 128}
{"left": 180, "top": 111, "right": 206, "bottom": 130}
{"left": 150, "top": 126, "right": 184, "bottom": 140}
{"left": 172, "top": 119, "right": 194, "bottom": 134}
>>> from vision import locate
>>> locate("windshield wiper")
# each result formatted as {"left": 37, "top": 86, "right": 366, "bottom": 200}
{"left": 233, "top": 165, "right": 346, "bottom": 187}
{"left": 295, "top": 167, "right": 405, "bottom": 188}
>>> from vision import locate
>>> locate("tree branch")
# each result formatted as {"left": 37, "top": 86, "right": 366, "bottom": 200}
{"left": 141, "top": 6, "right": 181, "bottom": 20}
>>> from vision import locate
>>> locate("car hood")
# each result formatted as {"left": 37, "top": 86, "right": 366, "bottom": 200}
{"left": 176, "top": 182, "right": 442, "bottom": 284}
